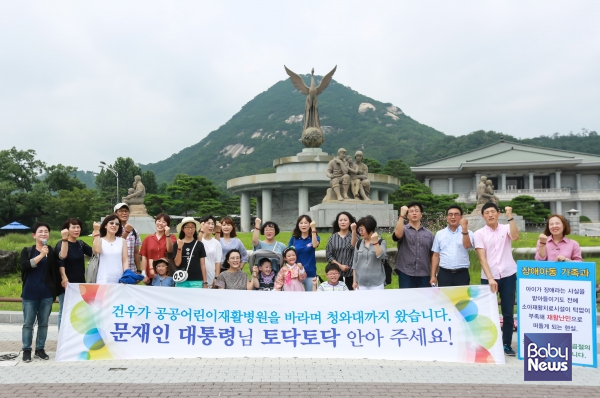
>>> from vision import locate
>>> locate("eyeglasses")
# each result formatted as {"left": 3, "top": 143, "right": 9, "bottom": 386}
{"left": 183, "top": 226, "right": 196, "bottom": 230}
{"left": 447, "top": 213, "right": 461, "bottom": 218}
{"left": 107, "top": 222, "right": 120, "bottom": 226}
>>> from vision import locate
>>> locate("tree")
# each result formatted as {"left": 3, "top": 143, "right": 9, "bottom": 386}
{"left": 44, "top": 164, "right": 86, "bottom": 192}
{"left": 42, "top": 188, "right": 102, "bottom": 233}
{"left": 0, "top": 147, "right": 45, "bottom": 191}
{"left": 382, "top": 159, "right": 423, "bottom": 186}
{"left": 388, "top": 183, "right": 459, "bottom": 214}
{"left": 166, "top": 174, "right": 222, "bottom": 216}
{"left": 144, "top": 194, "right": 180, "bottom": 217}
{"left": 508, "top": 195, "right": 550, "bottom": 223}
{"left": 363, "top": 158, "right": 382, "bottom": 174}
{"left": 141, "top": 170, "right": 158, "bottom": 194}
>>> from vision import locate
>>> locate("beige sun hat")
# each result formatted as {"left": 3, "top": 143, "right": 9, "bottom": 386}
{"left": 176, "top": 217, "right": 202, "bottom": 234}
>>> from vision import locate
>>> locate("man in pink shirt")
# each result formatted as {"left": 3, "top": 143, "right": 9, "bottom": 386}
{"left": 473, "top": 202, "right": 519, "bottom": 356}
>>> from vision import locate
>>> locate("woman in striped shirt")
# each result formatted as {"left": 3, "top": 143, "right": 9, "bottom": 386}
{"left": 325, "top": 211, "right": 357, "bottom": 290}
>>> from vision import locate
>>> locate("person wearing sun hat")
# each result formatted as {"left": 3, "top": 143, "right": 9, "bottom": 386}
{"left": 172, "top": 217, "right": 206, "bottom": 288}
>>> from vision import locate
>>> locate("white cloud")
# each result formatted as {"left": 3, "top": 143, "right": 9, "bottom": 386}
{"left": 0, "top": 0, "right": 599, "bottom": 171}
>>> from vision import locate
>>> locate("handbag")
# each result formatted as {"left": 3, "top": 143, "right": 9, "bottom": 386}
{"left": 172, "top": 240, "right": 198, "bottom": 284}
{"left": 86, "top": 254, "right": 100, "bottom": 283}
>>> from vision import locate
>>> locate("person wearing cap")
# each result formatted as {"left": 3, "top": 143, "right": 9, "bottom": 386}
{"left": 173, "top": 217, "right": 207, "bottom": 288}
{"left": 114, "top": 203, "right": 141, "bottom": 274}
{"left": 151, "top": 258, "right": 175, "bottom": 287}
{"left": 140, "top": 213, "right": 176, "bottom": 280}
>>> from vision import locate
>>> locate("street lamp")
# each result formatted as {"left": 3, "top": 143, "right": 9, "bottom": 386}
{"left": 99, "top": 161, "right": 119, "bottom": 204}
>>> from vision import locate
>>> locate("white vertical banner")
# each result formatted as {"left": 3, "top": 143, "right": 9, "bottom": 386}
{"left": 517, "top": 260, "right": 598, "bottom": 367}
{"left": 57, "top": 284, "right": 504, "bottom": 364}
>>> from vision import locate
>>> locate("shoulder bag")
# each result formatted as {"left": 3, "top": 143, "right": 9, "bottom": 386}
{"left": 172, "top": 240, "right": 198, "bottom": 283}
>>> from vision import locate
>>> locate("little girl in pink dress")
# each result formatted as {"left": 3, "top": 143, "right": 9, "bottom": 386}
{"left": 274, "top": 247, "right": 307, "bottom": 291}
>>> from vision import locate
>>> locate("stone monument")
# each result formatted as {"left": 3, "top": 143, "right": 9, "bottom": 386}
{"left": 284, "top": 65, "right": 337, "bottom": 148}
{"left": 122, "top": 175, "right": 156, "bottom": 233}
{"left": 226, "top": 66, "right": 399, "bottom": 231}
{"left": 465, "top": 175, "right": 524, "bottom": 231}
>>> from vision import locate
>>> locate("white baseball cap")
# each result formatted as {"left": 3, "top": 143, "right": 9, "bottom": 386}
{"left": 114, "top": 203, "right": 130, "bottom": 212}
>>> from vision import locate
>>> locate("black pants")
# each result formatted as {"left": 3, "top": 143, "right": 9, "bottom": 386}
{"left": 482, "top": 274, "right": 516, "bottom": 346}
{"left": 343, "top": 274, "right": 354, "bottom": 291}
{"left": 437, "top": 267, "right": 470, "bottom": 287}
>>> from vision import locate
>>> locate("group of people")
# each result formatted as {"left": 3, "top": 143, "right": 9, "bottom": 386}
{"left": 19, "top": 201, "right": 582, "bottom": 362}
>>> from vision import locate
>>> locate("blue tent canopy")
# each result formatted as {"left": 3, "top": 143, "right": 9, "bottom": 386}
{"left": 0, "top": 221, "right": 31, "bottom": 230}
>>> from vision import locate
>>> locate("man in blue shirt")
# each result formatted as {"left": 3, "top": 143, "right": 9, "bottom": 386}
{"left": 430, "top": 205, "right": 474, "bottom": 287}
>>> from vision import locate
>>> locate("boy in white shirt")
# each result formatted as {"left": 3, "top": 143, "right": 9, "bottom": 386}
{"left": 312, "top": 263, "right": 349, "bottom": 291}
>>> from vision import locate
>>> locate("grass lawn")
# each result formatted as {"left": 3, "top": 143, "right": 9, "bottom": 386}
{"left": 1, "top": 231, "right": 598, "bottom": 311}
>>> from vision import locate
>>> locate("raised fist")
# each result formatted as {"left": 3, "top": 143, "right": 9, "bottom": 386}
{"left": 254, "top": 218, "right": 262, "bottom": 228}
{"left": 400, "top": 206, "right": 408, "bottom": 217}
{"left": 538, "top": 234, "right": 548, "bottom": 245}
{"left": 310, "top": 220, "right": 316, "bottom": 230}
{"left": 460, "top": 218, "right": 468, "bottom": 230}
{"left": 164, "top": 226, "right": 171, "bottom": 236}
{"left": 252, "top": 265, "right": 259, "bottom": 274}
{"left": 215, "top": 222, "right": 222, "bottom": 233}
{"left": 199, "top": 222, "right": 205, "bottom": 233}
{"left": 312, "top": 277, "right": 318, "bottom": 286}
{"left": 124, "top": 224, "right": 134, "bottom": 233}
{"left": 370, "top": 232, "right": 379, "bottom": 244}
{"left": 61, "top": 229, "right": 69, "bottom": 240}
{"left": 177, "top": 239, "right": 183, "bottom": 248}
{"left": 93, "top": 221, "right": 101, "bottom": 232}
{"left": 505, "top": 206, "right": 513, "bottom": 217}
{"left": 297, "top": 262, "right": 303, "bottom": 269}
{"left": 350, "top": 223, "right": 357, "bottom": 232}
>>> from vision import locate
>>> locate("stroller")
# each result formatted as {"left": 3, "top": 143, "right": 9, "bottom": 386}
{"left": 248, "top": 249, "right": 284, "bottom": 291}
{"left": 248, "top": 249, "right": 284, "bottom": 272}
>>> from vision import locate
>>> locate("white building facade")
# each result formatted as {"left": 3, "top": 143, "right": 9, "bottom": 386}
{"left": 411, "top": 140, "right": 600, "bottom": 221}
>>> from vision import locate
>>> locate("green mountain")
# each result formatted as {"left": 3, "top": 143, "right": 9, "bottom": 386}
{"left": 143, "top": 76, "right": 446, "bottom": 186}
{"left": 143, "top": 76, "right": 599, "bottom": 187}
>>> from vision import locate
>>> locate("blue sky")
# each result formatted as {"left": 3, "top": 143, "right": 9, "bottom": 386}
{"left": 1, "top": 0, "right": 599, "bottom": 171}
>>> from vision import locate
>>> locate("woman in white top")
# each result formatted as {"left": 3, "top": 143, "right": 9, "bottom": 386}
{"left": 199, "top": 215, "right": 222, "bottom": 287}
{"left": 93, "top": 215, "right": 129, "bottom": 284}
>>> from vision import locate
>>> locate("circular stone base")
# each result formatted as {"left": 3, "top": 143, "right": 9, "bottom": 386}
{"left": 301, "top": 127, "right": 324, "bottom": 148}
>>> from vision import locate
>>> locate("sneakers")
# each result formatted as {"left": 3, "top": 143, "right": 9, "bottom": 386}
{"left": 504, "top": 344, "right": 516, "bottom": 356}
{"left": 22, "top": 350, "right": 31, "bottom": 363}
{"left": 34, "top": 349, "right": 49, "bottom": 360}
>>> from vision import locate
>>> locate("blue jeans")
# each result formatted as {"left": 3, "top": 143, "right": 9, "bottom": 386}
{"left": 482, "top": 273, "right": 516, "bottom": 346}
{"left": 22, "top": 297, "right": 54, "bottom": 351}
{"left": 302, "top": 276, "right": 314, "bottom": 292}
{"left": 397, "top": 270, "right": 430, "bottom": 289}
{"left": 58, "top": 293, "right": 64, "bottom": 331}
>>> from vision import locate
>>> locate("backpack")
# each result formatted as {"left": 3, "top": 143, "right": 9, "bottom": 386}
{"left": 356, "top": 239, "right": 393, "bottom": 286}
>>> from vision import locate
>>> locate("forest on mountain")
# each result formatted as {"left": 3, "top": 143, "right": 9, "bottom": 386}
{"left": 141, "top": 74, "right": 599, "bottom": 188}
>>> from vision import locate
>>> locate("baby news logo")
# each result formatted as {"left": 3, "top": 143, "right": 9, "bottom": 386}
{"left": 524, "top": 333, "right": 572, "bottom": 381}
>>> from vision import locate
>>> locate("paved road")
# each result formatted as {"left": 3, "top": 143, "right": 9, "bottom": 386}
{"left": 1, "top": 324, "right": 598, "bottom": 397}
{"left": 1, "top": 383, "right": 600, "bottom": 397}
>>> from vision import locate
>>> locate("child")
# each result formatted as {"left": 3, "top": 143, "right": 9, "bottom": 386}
{"left": 151, "top": 258, "right": 175, "bottom": 287}
{"left": 274, "top": 247, "right": 306, "bottom": 291}
{"left": 252, "top": 258, "right": 276, "bottom": 291}
{"left": 312, "top": 263, "right": 349, "bottom": 291}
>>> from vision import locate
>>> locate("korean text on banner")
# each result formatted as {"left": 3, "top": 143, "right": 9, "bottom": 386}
{"left": 517, "top": 260, "right": 598, "bottom": 367}
{"left": 56, "top": 284, "right": 505, "bottom": 364}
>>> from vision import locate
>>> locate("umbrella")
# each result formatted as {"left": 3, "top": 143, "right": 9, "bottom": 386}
{"left": 0, "top": 221, "right": 30, "bottom": 231}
